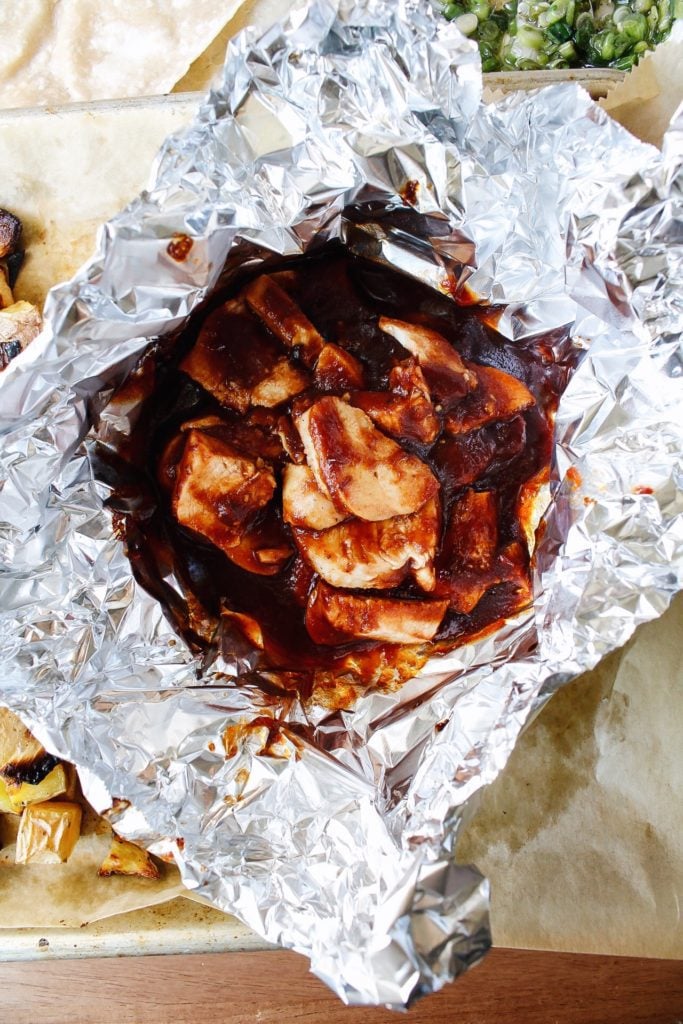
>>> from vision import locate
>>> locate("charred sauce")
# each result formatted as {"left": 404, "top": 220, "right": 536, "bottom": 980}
{"left": 96, "top": 246, "right": 574, "bottom": 700}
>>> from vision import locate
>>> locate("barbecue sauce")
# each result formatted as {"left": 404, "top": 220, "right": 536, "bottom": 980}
{"left": 96, "top": 247, "right": 573, "bottom": 700}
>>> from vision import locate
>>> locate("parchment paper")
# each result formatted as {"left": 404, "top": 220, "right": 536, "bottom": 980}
{"left": 457, "top": 593, "right": 683, "bottom": 958}
{"left": 0, "top": 805, "right": 182, "bottom": 929}
{"left": 0, "top": 25, "right": 681, "bottom": 952}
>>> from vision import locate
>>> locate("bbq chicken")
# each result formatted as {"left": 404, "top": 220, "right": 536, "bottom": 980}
{"left": 103, "top": 250, "right": 567, "bottom": 699}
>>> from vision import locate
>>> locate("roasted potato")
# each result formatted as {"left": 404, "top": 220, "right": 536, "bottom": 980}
{"left": 98, "top": 834, "right": 160, "bottom": 880}
{"left": 15, "top": 800, "right": 82, "bottom": 864}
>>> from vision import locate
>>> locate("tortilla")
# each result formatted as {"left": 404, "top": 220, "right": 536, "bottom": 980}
{"left": 0, "top": 0, "right": 249, "bottom": 110}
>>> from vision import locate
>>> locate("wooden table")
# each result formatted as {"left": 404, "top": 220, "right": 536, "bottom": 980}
{"left": 3, "top": 947, "right": 681, "bottom": 1023}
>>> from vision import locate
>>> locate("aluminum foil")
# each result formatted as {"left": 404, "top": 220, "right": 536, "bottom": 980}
{"left": 1, "top": 0, "right": 682, "bottom": 1008}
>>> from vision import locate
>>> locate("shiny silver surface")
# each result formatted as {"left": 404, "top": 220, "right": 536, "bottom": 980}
{"left": 0, "top": 0, "right": 681, "bottom": 1007}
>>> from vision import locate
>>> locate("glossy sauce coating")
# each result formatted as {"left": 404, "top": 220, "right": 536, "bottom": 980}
{"left": 98, "top": 248, "right": 572, "bottom": 699}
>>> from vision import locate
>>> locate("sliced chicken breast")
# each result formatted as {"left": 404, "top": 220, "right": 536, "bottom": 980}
{"left": 436, "top": 491, "right": 529, "bottom": 614}
{"left": 220, "top": 511, "right": 293, "bottom": 576}
{"left": 446, "top": 363, "right": 535, "bottom": 435}
{"left": 245, "top": 274, "right": 324, "bottom": 364}
{"left": 295, "top": 396, "right": 439, "bottom": 521}
{"left": 443, "top": 489, "right": 498, "bottom": 571}
{"left": 378, "top": 317, "right": 476, "bottom": 398}
{"left": 292, "top": 497, "right": 439, "bottom": 591}
{"left": 172, "top": 430, "right": 276, "bottom": 553}
{"left": 180, "top": 301, "right": 309, "bottom": 414}
{"left": 305, "top": 582, "right": 448, "bottom": 645}
{"left": 282, "top": 463, "right": 348, "bottom": 531}
{"left": 314, "top": 343, "right": 365, "bottom": 392}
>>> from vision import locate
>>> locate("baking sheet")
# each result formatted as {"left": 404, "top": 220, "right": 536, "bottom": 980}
{"left": 0, "top": 27, "right": 681, "bottom": 963}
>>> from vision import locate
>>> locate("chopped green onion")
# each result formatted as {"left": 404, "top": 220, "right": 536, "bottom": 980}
{"left": 441, "top": 0, "right": 676, "bottom": 72}
{"left": 548, "top": 19, "right": 574, "bottom": 39}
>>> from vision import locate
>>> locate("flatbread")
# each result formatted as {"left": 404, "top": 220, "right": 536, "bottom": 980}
{"left": 0, "top": 0, "right": 248, "bottom": 110}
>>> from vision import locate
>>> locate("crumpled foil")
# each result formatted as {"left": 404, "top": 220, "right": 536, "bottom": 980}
{"left": 1, "top": 0, "right": 682, "bottom": 1008}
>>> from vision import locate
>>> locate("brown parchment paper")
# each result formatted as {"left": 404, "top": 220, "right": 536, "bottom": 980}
{"left": 0, "top": 29, "right": 681, "bottom": 949}
{"left": 457, "top": 593, "right": 683, "bottom": 959}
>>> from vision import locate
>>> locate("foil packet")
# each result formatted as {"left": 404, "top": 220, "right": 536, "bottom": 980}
{"left": 1, "top": 0, "right": 682, "bottom": 1008}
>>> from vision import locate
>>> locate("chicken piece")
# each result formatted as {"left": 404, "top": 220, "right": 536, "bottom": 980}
{"left": 220, "top": 509, "right": 293, "bottom": 576}
{"left": 314, "top": 343, "right": 365, "bottom": 392}
{"left": 444, "top": 490, "right": 498, "bottom": 572}
{"left": 251, "top": 358, "right": 310, "bottom": 408}
{"left": 437, "top": 541, "right": 531, "bottom": 615}
{"left": 220, "top": 610, "right": 265, "bottom": 650}
{"left": 282, "top": 464, "right": 348, "bottom": 531}
{"left": 446, "top": 363, "right": 535, "bottom": 435}
{"left": 296, "top": 397, "right": 439, "bottom": 522}
{"left": 306, "top": 582, "right": 448, "bottom": 645}
{"left": 292, "top": 498, "right": 440, "bottom": 591}
{"left": 390, "top": 359, "right": 433, "bottom": 398}
{"left": 15, "top": 801, "right": 82, "bottom": 865}
{"left": 160, "top": 412, "right": 286, "bottom": 495}
{"left": 244, "top": 274, "right": 324, "bottom": 365}
{"left": 432, "top": 416, "right": 527, "bottom": 494}
{"left": 180, "top": 300, "right": 309, "bottom": 414}
{"left": 213, "top": 413, "right": 285, "bottom": 462}
{"left": 435, "top": 490, "right": 498, "bottom": 613}
{"left": 277, "top": 415, "right": 305, "bottom": 464}
{"left": 98, "top": 835, "right": 160, "bottom": 879}
{"left": 0, "top": 301, "right": 42, "bottom": 370}
{"left": 435, "top": 492, "right": 531, "bottom": 614}
{"left": 157, "top": 432, "right": 187, "bottom": 493}
{"left": 351, "top": 361, "right": 440, "bottom": 445}
{"left": 435, "top": 574, "right": 492, "bottom": 615}
{"left": 378, "top": 317, "right": 476, "bottom": 399}
{"left": 172, "top": 430, "right": 276, "bottom": 554}
{"left": 497, "top": 541, "right": 533, "bottom": 608}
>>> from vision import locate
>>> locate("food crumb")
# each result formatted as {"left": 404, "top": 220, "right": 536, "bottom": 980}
{"left": 400, "top": 179, "right": 419, "bottom": 206}
{"left": 167, "top": 233, "right": 193, "bottom": 262}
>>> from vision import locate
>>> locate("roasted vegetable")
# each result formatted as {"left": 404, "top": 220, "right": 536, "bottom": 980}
{"left": 0, "top": 208, "right": 21, "bottom": 260}
{"left": 4, "top": 763, "right": 68, "bottom": 810}
{"left": 0, "top": 209, "right": 40, "bottom": 370}
{"left": 0, "top": 707, "right": 47, "bottom": 776}
{"left": 15, "top": 800, "right": 82, "bottom": 864}
{"left": 0, "top": 301, "right": 42, "bottom": 370}
{"left": 98, "top": 834, "right": 160, "bottom": 879}
{"left": 0, "top": 775, "right": 14, "bottom": 814}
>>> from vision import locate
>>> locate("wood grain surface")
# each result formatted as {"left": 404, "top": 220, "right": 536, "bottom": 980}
{"left": 2, "top": 947, "right": 682, "bottom": 1023}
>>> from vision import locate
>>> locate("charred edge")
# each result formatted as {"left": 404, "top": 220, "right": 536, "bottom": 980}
{"left": 2, "top": 751, "right": 60, "bottom": 785}
{"left": 0, "top": 209, "right": 22, "bottom": 260}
